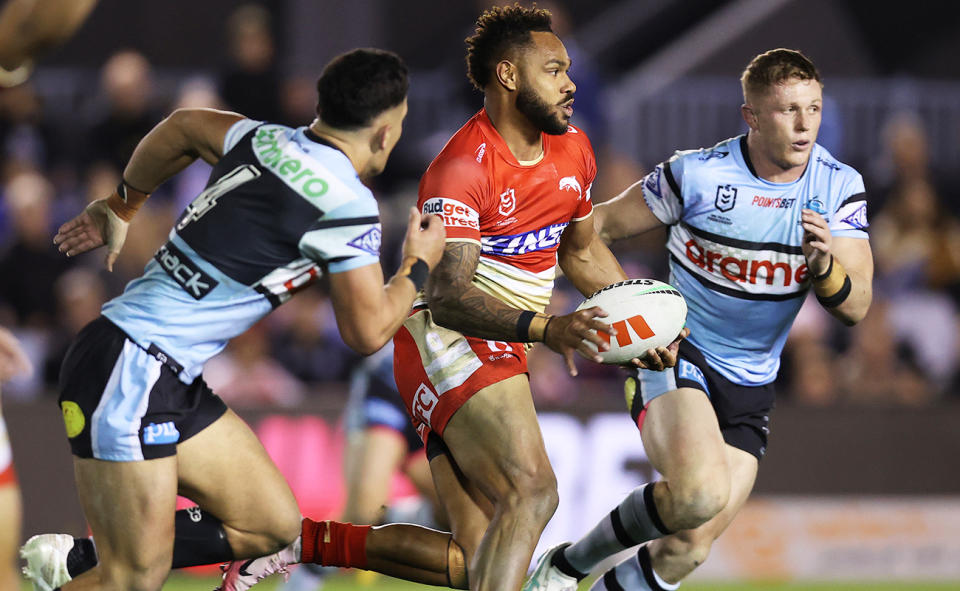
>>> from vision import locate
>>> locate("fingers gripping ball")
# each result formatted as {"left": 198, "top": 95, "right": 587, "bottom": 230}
{"left": 576, "top": 279, "right": 687, "bottom": 364}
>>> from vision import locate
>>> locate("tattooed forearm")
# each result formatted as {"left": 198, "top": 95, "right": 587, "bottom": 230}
{"left": 426, "top": 241, "right": 528, "bottom": 341}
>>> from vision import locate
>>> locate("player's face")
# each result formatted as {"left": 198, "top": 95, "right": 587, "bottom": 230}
{"left": 368, "top": 98, "right": 408, "bottom": 177}
{"left": 515, "top": 31, "right": 576, "bottom": 136}
{"left": 746, "top": 78, "right": 822, "bottom": 172}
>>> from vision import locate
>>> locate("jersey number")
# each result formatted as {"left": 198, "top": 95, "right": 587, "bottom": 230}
{"left": 176, "top": 164, "right": 261, "bottom": 231}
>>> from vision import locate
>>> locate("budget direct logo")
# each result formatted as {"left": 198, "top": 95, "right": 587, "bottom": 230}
{"left": 422, "top": 197, "right": 479, "bottom": 230}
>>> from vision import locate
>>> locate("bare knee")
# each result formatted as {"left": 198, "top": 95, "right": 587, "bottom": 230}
{"left": 665, "top": 474, "right": 729, "bottom": 530}
{"left": 499, "top": 462, "right": 559, "bottom": 525}
{"left": 98, "top": 554, "right": 172, "bottom": 591}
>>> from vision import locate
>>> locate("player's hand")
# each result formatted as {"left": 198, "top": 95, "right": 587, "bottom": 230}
{"left": 801, "top": 208, "right": 832, "bottom": 276}
{"left": 627, "top": 326, "right": 690, "bottom": 371}
{"left": 53, "top": 198, "right": 130, "bottom": 272}
{"left": 543, "top": 306, "right": 616, "bottom": 377}
{"left": 0, "top": 326, "right": 32, "bottom": 385}
{"left": 401, "top": 207, "right": 446, "bottom": 269}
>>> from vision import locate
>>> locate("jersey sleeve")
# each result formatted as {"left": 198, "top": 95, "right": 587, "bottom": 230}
{"left": 640, "top": 153, "right": 685, "bottom": 225}
{"left": 829, "top": 172, "right": 869, "bottom": 239}
{"left": 571, "top": 128, "right": 597, "bottom": 221}
{"left": 222, "top": 119, "right": 262, "bottom": 154}
{"left": 418, "top": 154, "right": 486, "bottom": 244}
{"left": 298, "top": 194, "right": 382, "bottom": 273}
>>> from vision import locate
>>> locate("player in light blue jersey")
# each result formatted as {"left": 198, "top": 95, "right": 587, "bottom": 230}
{"left": 526, "top": 49, "right": 873, "bottom": 591}
{"left": 20, "top": 48, "right": 446, "bottom": 591}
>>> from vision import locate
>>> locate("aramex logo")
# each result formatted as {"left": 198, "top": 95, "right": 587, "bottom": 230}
{"left": 684, "top": 239, "right": 808, "bottom": 286}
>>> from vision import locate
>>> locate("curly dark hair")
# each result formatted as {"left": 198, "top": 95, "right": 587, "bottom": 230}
{"left": 316, "top": 48, "right": 409, "bottom": 129}
{"left": 741, "top": 48, "right": 822, "bottom": 99}
{"left": 465, "top": 3, "right": 553, "bottom": 91}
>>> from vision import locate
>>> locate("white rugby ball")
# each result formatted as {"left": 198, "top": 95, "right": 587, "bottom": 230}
{"left": 575, "top": 279, "right": 687, "bottom": 364}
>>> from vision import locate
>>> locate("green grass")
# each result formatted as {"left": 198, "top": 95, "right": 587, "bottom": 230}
{"left": 23, "top": 573, "right": 960, "bottom": 590}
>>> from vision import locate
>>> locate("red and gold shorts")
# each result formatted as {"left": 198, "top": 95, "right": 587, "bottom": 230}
{"left": 393, "top": 308, "right": 528, "bottom": 442}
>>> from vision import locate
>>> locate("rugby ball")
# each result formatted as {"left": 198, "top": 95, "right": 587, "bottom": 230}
{"left": 575, "top": 279, "right": 687, "bottom": 364}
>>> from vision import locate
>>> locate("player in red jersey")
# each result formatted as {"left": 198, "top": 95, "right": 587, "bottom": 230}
{"left": 215, "top": 7, "right": 683, "bottom": 591}
{"left": 0, "top": 327, "right": 32, "bottom": 590}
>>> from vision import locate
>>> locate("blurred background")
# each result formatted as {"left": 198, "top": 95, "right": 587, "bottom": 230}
{"left": 3, "top": 0, "right": 960, "bottom": 587}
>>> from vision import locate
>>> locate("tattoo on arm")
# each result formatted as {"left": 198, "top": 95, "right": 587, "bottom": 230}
{"left": 426, "top": 241, "right": 527, "bottom": 340}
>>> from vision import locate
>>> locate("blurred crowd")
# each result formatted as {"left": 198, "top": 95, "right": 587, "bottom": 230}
{"left": 1, "top": 3, "right": 959, "bottom": 411}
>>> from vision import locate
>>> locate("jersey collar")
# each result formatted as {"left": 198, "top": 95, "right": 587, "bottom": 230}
{"left": 476, "top": 108, "right": 550, "bottom": 168}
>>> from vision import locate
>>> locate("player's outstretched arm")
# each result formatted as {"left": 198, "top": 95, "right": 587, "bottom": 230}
{"left": 593, "top": 179, "right": 666, "bottom": 245}
{"left": 53, "top": 108, "right": 245, "bottom": 270}
{"left": 802, "top": 209, "right": 873, "bottom": 325}
{"left": 426, "top": 239, "right": 614, "bottom": 376}
{"left": 328, "top": 208, "right": 445, "bottom": 355}
{"left": 0, "top": 0, "right": 98, "bottom": 73}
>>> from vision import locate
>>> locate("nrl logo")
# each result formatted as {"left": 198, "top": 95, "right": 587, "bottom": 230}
{"left": 715, "top": 184, "right": 737, "bottom": 212}
{"left": 559, "top": 175, "right": 583, "bottom": 200}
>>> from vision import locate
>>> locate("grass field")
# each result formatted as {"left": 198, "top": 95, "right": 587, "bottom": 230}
{"left": 24, "top": 572, "right": 953, "bottom": 591}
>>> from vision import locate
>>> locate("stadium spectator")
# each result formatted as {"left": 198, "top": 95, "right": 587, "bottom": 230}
{"left": 220, "top": 3, "right": 282, "bottom": 123}
{"left": 0, "top": 326, "right": 32, "bottom": 591}
{"left": 85, "top": 49, "right": 160, "bottom": 173}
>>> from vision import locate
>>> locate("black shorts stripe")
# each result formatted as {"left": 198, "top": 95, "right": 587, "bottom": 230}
{"left": 306, "top": 215, "right": 380, "bottom": 232}
{"left": 670, "top": 255, "right": 808, "bottom": 302}
{"left": 682, "top": 222, "right": 803, "bottom": 255}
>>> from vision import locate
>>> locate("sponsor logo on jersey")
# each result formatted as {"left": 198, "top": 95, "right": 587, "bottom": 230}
{"left": 644, "top": 165, "right": 664, "bottom": 199}
{"left": 816, "top": 156, "right": 841, "bottom": 171}
{"left": 481, "top": 222, "right": 568, "bottom": 256}
{"left": 683, "top": 238, "right": 809, "bottom": 287}
{"left": 253, "top": 125, "right": 330, "bottom": 197}
{"left": 422, "top": 197, "right": 480, "bottom": 230}
{"left": 559, "top": 176, "right": 583, "bottom": 200}
{"left": 475, "top": 142, "right": 486, "bottom": 163}
{"left": 841, "top": 203, "right": 868, "bottom": 229}
{"left": 143, "top": 421, "right": 180, "bottom": 445}
{"left": 499, "top": 188, "right": 517, "bottom": 216}
{"left": 715, "top": 185, "right": 737, "bottom": 212}
{"left": 751, "top": 196, "right": 796, "bottom": 209}
{"left": 155, "top": 242, "right": 219, "bottom": 300}
{"left": 347, "top": 226, "right": 382, "bottom": 255}
{"left": 698, "top": 150, "right": 729, "bottom": 161}
{"left": 412, "top": 383, "right": 439, "bottom": 426}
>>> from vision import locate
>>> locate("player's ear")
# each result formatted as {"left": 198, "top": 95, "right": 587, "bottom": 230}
{"left": 741, "top": 104, "right": 758, "bottom": 130}
{"left": 371, "top": 123, "right": 390, "bottom": 152}
{"left": 496, "top": 60, "right": 518, "bottom": 92}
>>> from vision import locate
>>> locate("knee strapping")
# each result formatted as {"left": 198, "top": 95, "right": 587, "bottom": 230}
{"left": 445, "top": 538, "right": 468, "bottom": 589}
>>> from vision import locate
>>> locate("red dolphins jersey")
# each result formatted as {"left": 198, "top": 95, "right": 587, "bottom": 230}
{"left": 418, "top": 109, "right": 596, "bottom": 312}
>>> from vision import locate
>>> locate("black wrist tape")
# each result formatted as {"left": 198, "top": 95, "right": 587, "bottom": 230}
{"left": 816, "top": 274, "right": 852, "bottom": 308}
{"left": 407, "top": 258, "right": 430, "bottom": 291}
{"left": 517, "top": 310, "right": 536, "bottom": 342}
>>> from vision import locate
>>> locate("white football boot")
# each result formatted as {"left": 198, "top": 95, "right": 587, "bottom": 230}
{"left": 524, "top": 543, "right": 579, "bottom": 591}
{"left": 20, "top": 533, "right": 75, "bottom": 591}
{"left": 217, "top": 536, "right": 301, "bottom": 591}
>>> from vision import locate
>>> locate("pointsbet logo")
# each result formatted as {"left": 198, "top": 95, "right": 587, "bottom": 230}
{"left": 422, "top": 197, "right": 479, "bottom": 230}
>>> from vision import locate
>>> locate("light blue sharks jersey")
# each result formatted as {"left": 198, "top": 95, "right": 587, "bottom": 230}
{"left": 102, "top": 120, "right": 382, "bottom": 383}
{"left": 641, "top": 135, "right": 868, "bottom": 385}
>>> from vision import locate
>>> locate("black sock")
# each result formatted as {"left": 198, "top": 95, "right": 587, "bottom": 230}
{"left": 66, "top": 537, "right": 98, "bottom": 578}
{"left": 171, "top": 507, "right": 234, "bottom": 568}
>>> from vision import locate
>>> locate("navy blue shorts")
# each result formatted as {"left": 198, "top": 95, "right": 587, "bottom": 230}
{"left": 58, "top": 316, "right": 227, "bottom": 461}
{"left": 629, "top": 340, "right": 775, "bottom": 460}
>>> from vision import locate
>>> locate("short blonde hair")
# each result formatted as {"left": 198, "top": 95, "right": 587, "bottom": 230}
{"left": 741, "top": 48, "right": 821, "bottom": 100}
